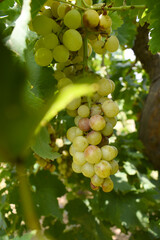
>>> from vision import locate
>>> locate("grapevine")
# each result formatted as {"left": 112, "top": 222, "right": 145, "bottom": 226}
{"left": 31, "top": 0, "right": 120, "bottom": 193}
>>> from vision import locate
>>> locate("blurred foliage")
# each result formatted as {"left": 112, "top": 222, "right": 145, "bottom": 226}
{"left": 0, "top": 0, "right": 160, "bottom": 240}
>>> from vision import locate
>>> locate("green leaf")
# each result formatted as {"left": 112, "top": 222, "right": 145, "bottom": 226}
{"left": 31, "top": 0, "right": 46, "bottom": 18}
{"left": 7, "top": 0, "right": 32, "bottom": 59}
{"left": 109, "top": 12, "right": 123, "bottom": 30}
{"left": 112, "top": 172, "right": 135, "bottom": 192}
{"left": 31, "top": 126, "right": 60, "bottom": 160}
{"left": 124, "top": 161, "right": 137, "bottom": 175}
{"left": 11, "top": 231, "right": 36, "bottom": 240}
{"left": 30, "top": 170, "right": 66, "bottom": 220}
{"left": 137, "top": 173, "right": 156, "bottom": 190}
{"left": 0, "top": 212, "right": 7, "bottom": 230}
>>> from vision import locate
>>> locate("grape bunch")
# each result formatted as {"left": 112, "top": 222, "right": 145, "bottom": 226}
{"left": 66, "top": 77, "right": 119, "bottom": 192}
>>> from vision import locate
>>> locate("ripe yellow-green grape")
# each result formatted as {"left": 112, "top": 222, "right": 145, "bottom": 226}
{"left": 66, "top": 126, "right": 83, "bottom": 142}
{"left": 57, "top": 3, "right": 71, "bottom": 18}
{"left": 64, "top": 9, "right": 81, "bottom": 29}
{"left": 102, "top": 177, "right": 114, "bottom": 192}
{"left": 52, "top": 45, "right": 69, "bottom": 63}
{"left": 83, "top": 9, "right": 99, "bottom": 28}
{"left": 101, "top": 145, "right": 118, "bottom": 161}
{"left": 91, "top": 174, "right": 103, "bottom": 186}
{"left": 105, "top": 35, "right": 119, "bottom": 52}
{"left": 110, "top": 160, "right": 119, "bottom": 175}
{"left": 32, "top": 15, "right": 54, "bottom": 36}
{"left": 81, "top": 162, "right": 95, "bottom": 178}
{"left": 99, "top": 14, "right": 112, "bottom": 31}
{"left": 63, "top": 29, "right": 82, "bottom": 51}
{"left": 94, "top": 160, "right": 111, "bottom": 178}
{"left": 73, "top": 136, "right": 88, "bottom": 152}
{"left": 34, "top": 48, "right": 53, "bottom": 66}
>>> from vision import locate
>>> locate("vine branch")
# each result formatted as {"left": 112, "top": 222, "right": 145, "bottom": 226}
{"left": 92, "top": 5, "right": 146, "bottom": 11}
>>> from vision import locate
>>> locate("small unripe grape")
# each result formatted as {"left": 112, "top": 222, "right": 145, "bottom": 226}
{"left": 92, "top": 40, "right": 106, "bottom": 55}
{"left": 97, "top": 78, "right": 113, "bottom": 96}
{"left": 49, "top": 164, "right": 56, "bottom": 173}
{"left": 94, "top": 160, "right": 111, "bottom": 178}
{"left": 74, "top": 115, "right": 82, "bottom": 126}
{"left": 34, "top": 38, "right": 45, "bottom": 52}
{"left": 84, "top": 145, "right": 102, "bottom": 164}
{"left": 90, "top": 182, "right": 99, "bottom": 191}
{"left": 34, "top": 48, "right": 53, "bottom": 66}
{"left": 51, "top": 1, "right": 60, "bottom": 18}
{"left": 101, "top": 145, "right": 118, "bottom": 161}
{"left": 72, "top": 162, "right": 82, "bottom": 173}
{"left": 32, "top": 15, "right": 54, "bottom": 36}
{"left": 57, "top": 3, "right": 71, "bottom": 18}
{"left": 67, "top": 126, "right": 83, "bottom": 142}
{"left": 78, "top": 118, "right": 90, "bottom": 132}
{"left": 89, "top": 115, "right": 106, "bottom": 131}
{"left": 52, "top": 45, "right": 69, "bottom": 63}
{"left": 91, "top": 92, "right": 101, "bottom": 102}
{"left": 53, "top": 70, "right": 66, "bottom": 80}
{"left": 52, "top": 20, "right": 61, "bottom": 33}
{"left": 78, "top": 105, "right": 90, "bottom": 118}
{"left": 102, "top": 177, "right": 114, "bottom": 192}
{"left": 110, "top": 160, "right": 119, "bottom": 175}
{"left": 43, "top": 33, "right": 59, "bottom": 49}
{"left": 73, "top": 152, "right": 86, "bottom": 166}
{"left": 66, "top": 109, "right": 77, "bottom": 117}
{"left": 90, "top": 104, "right": 102, "bottom": 116}
{"left": 105, "top": 35, "right": 119, "bottom": 52}
{"left": 36, "top": 158, "right": 47, "bottom": 167}
{"left": 98, "top": 136, "right": 109, "bottom": 147}
{"left": 91, "top": 174, "right": 103, "bottom": 186}
{"left": 81, "top": 162, "right": 95, "bottom": 178}
{"left": 99, "top": 15, "right": 112, "bottom": 31}
{"left": 57, "top": 77, "right": 72, "bottom": 89}
{"left": 83, "top": 10, "right": 99, "bottom": 28}
{"left": 86, "top": 131, "right": 102, "bottom": 145}
{"left": 69, "top": 144, "right": 76, "bottom": 156}
{"left": 102, "top": 100, "right": 119, "bottom": 118}
{"left": 72, "top": 56, "right": 83, "bottom": 64}
{"left": 104, "top": 116, "right": 117, "bottom": 127}
{"left": 82, "top": 0, "right": 93, "bottom": 7}
{"left": 63, "top": 29, "right": 82, "bottom": 51}
{"left": 73, "top": 136, "right": 88, "bottom": 152}
{"left": 43, "top": 8, "right": 53, "bottom": 18}
{"left": 64, "top": 9, "right": 81, "bottom": 29}
{"left": 101, "top": 122, "right": 113, "bottom": 136}
{"left": 98, "top": 97, "right": 109, "bottom": 104}
{"left": 66, "top": 97, "right": 81, "bottom": 111}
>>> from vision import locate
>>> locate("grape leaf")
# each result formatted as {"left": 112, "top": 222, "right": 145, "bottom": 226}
{"left": 124, "top": 161, "right": 137, "bottom": 175}
{"left": 31, "top": 0, "right": 46, "bottom": 18}
{"left": 112, "top": 172, "right": 135, "bottom": 192}
{"left": 11, "top": 231, "right": 36, "bottom": 240}
{"left": 31, "top": 126, "right": 60, "bottom": 160}
{"left": 109, "top": 12, "right": 123, "bottom": 30}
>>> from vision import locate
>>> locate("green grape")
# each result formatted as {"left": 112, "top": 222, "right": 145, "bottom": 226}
{"left": 84, "top": 145, "right": 102, "bottom": 164}
{"left": 102, "top": 177, "right": 114, "bottom": 192}
{"left": 101, "top": 145, "right": 118, "bottom": 161}
{"left": 52, "top": 45, "right": 69, "bottom": 63}
{"left": 63, "top": 66, "right": 75, "bottom": 76}
{"left": 63, "top": 29, "right": 82, "bottom": 51}
{"left": 64, "top": 9, "right": 81, "bottom": 29}
{"left": 82, "top": 0, "right": 92, "bottom": 7}
{"left": 34, "top": 48, "right": 53, "bottom": 66}
{"left": 97, "top": 78, "right": 113, "bottom": 96}
{"left": 102, "top": 100, "right": 119, "bottom": 118}
{"left": 86, "top": 131, "right": 102, "bottom": 145}
{"left": 94, "top": 160, "right": 111, "bottom": 178}
{"left": 66, "top": 126, "right": 83, "bottom": 142}
{"left": 66, "top": 97, "right": 81, "bottom": 111}
{"left": 91, "top": 92, "right": 101, "bottom": 102}
{"left": 109, "top": 79, "right": 115, "bottom": 93}
{"left": 32, "top": 15, "right": 54, "bottom": 36}
{"left": 51, "top": 1, "right": 60, "bottom": 18}
{"left": 92, "top": 40, "right": 106, "bottom": 55}
{"left": 77, "top": 105, "right": 90, "bottom": 118}
{"left": 89, "top": 115, "right": 106, "bottom": 131}
{"left": 98, "top": 97, "right": 109, "bottom": 104}
{"left": 105, "top": 35, "right": 119, "bottom": 52}
{"left": 90, "top": 104, "right": 102, "bottom": 116}
{"left": 99, "top": 14, "right": 112, "bottom": 31}
{"left": 42, "top": 8, "right": 53, "bottom": 18}
{"left": 72, "top": 55, "right": 83, "bottom": 64}
{"left": 69, "top": 144, "right": 76, "bottom": 156}
{"left": 101, "top": 122, "right": 113, "bottom": 137}
{"left": 66, "top": 109, "right": 77, "bottom": 117}
{"left": 83, "top": 9, "right": 99, "bottom": 28}
{"left": 73, "top": 136, "right": 88, "bottom": 152}
{"left": 104, "top": 116, "right": 117, "bottom": 127}
{"left": 110, "top": 160, "right": 119, "bottom": 175}
{"left": 81, "top": 162, "right": 95, "bottom": 178}
{"left": 91, "top": 174, "right": 103, "bottom": 186}
{"left": 78, "top": 118, "right": 90, "bottom": 132}
{"left": 53, "top": 70, "right": 66, "bottom": 80}
{"left": 57, "top": 77, "right": 72, "bottom": 89}
{"left": 43, "top": 33, "right": 59, "bottom": 49}
{"left": 73, "top": 152, "right": 86, "bottom": 166}
{"left": 74, "top": 115, "right": 82, "bottom": 126}
{"left": 72, "top": 162, "right": 82, "bottom": 173}
{"left": 52, "top": 20, "right": 61, "bottom": 33}
{"left": 34, "top": 38, "right": 45, "bottom": 52}
{"left": 57, "top": 3, "right": 71, "bottom": 18}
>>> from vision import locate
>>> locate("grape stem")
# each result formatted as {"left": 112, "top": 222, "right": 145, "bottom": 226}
{"left": 92, "top": 5, "right": 146, "bottom": 11}
{"left": 56, "top": 0, "right": 86, "bottom": 10}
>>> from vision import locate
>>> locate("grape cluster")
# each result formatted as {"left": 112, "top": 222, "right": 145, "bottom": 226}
{"left": 31, "top": 0, "right": 119, "bottom": 68}
{"left": 67, "top": 77, "right": 119, "bottom": 192}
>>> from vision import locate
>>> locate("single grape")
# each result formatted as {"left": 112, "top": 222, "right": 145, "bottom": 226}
{"left": 90, "top": 182, "right": 99, "bottom": 191}
{"left": 64, "top": 9, "right": 81, "bottom": 29}
{"left": 102, "top": 100, "right": 119, "bottom": 118}
{"left": 104, "top": 116, "right": 117, "bottom": 127}
{"left": 53, "top": 70, "right": 66, "bottom": 80}
{"left": 66, "top": 109, "right": 77, "bottom": 117}
{"left": 110, "top": 160, "right": 119, "bottom": 175}
{"left": 78, "top": 43, "right": 92, "bottom": 57}
{"left": 51, "top": 1, "right": 60, "bottom": 18}
{"left": 92, "top": 40, "right": 106, "bottom": 55}
{"left": 32, "top": 15, "right": 54, "bottom": 36}
{"left": 98, "top": 97, "right": 109, "bottom": 104}
{"left": 102, "top": 177, "right": 114, "bottom": 192}
{"left": 66, "top": 126, "right": 83, "bottom": 142}
{"left": 74, "top": 115, "right": 82, "bottom": 126}
{"left": 94, "top": 160, "right": 111, "bottom": 178}
{"left": 109, "top": 79, "right": 115, "bottom": 92}
{"left": 101, "top": 145, "right": 118, "bottom": 161}
{"left": 34, "top": 38, "right": 45, "bottom": 52}
{"left": 77, "top": 105, "right": 90, "bottom": 118}
{"left": 34, "top": 48, "right": 53, "bottom": 66}
{"left": 72, "top": 56, "right": 83, "bottom": 64}
{"left": 52, "top": 45, "right": 69, "bottom": 63}
{"left": 105, "top": 35, "right": 119, "bottom": 52}
{"left": 43, "top": 33, "right": 59, "bottom": 49}
{"left": 63, "top": 66, "right": 75, "bottom": 77}
{"left": 86, "top": 131, "right": 102, "bottom": 145}
{"left": 99, "top": 14, "right": 112, "bottom": 31}
{"left": 72, "top": 162, "right": 82, "bottom": 173}
{"left": 82, "top": 0, "right": 92, "bottom": 7}
{"left": 97, "top": 78, "right": 113, "bottom": 96}
{"left": 73, "top": 152, "right": 86, "bottom": 166}
{"left": 36, "top": 157, "right": 47, "bottom": 167}
{"left": 42, "top": 8, "right": 53, "bottom": 18}
{"left": 63, "top": 29, "right": 82, "bottom": 51}
{"left": 101, "top": 122, "right": 113, "bottom": 137}
{"left": 81, "top": 162, "right": 95, "bottom": 178}
{"left": 57, "top": 77, "right": 72, "bottom": 89}
{"left": 57, "top": 3, "right": 71, "bottom": 18}
{"left": 83, "top": 9, "right": 99, "bottom": 28}
{"left": 52, "top": 20, "right": 61, "bottom": 33}
{"left": 69, "top": 144, "right": 76, "bottom": 156}
{"left": 90, "top": 104, "right": 102, "bottom": 116}
{"left": 73, "top": 136, "right": 88, "bottom": 152}
{"left": 78, "top": 118, "right": 90, "bottom": 132}
{"left": 89, "top": 115, "right": 106, "bottom": 131}
{"left": 91, "top": 174, "right": 103, "bottom": 186}
{"left": 84, "top": 145, "right": 102, "bottom": 164}
{"left": 66, "top": 97, "right": 81, "bottom": 111}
